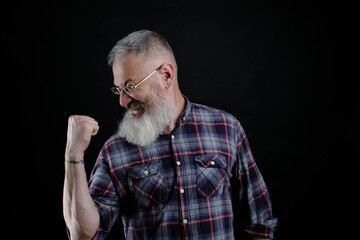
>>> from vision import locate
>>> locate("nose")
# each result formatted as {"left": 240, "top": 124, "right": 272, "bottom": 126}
{"left": 119, "top": 91, "right": 133, "bottom": 108}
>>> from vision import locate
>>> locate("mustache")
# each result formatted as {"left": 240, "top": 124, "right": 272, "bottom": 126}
{"left": 127, "top": 99, "right": 148, "bottom": 110}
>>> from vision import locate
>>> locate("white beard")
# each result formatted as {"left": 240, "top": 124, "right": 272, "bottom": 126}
{"left": 117, "top": 84, "right": 177, "bottom": 146}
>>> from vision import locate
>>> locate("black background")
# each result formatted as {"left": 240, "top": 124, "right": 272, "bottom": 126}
{"left": 9, "top": 0, "right": 349, "bottom": 239}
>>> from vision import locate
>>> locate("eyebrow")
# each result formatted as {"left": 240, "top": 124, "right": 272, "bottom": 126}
{"left": 124, "top": 79, "right": 133, "bottom": 87}
{"left": 114, "top": 78, "right": 134, "bottom": 87}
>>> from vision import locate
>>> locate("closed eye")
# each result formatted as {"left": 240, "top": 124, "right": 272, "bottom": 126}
{"left": 113, "top": 78, "right": 134, "bottom": 88}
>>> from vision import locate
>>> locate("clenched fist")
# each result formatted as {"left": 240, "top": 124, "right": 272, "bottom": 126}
{"left": 65, "top": 115, "right": 99, "bottom": 160}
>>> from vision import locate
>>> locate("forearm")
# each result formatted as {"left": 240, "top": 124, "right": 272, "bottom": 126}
{"left": 63, "top": 158, "right": 99, "bottom": 240}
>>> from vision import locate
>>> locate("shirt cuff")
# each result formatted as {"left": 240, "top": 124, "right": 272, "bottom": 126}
{"left": 244, "top": 218, "right": 278, "bottom": 239}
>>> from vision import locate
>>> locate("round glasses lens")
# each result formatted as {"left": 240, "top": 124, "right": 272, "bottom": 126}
{"left": 111, "top": 87, "right": 120, "bottom": 95}
{"left": 124, "top": 86, "right": 135, "bottom": 95}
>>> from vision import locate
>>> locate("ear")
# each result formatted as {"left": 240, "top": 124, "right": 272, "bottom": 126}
{"left": 160, "top": 63, "right": 174, "bottom": 89}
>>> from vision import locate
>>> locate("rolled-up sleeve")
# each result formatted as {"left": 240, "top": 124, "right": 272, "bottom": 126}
{"left": 236, "top": 125, "right": 278, "bottom": 239}
{"left": 88, "top": 149, "right": 120, "bottom": 240}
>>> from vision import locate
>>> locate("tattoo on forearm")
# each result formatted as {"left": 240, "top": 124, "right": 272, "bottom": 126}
{"left": 65, "top": 159, "right": 85, "bottom": 164}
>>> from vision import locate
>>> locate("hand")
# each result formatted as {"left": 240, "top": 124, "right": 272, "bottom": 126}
{"left": 65, "top": 115, "right": 99, "bottom": 160}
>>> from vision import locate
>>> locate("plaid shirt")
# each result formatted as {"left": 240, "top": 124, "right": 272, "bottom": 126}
{"left": 88, "top": 97, "right": 277, "bottom": 239}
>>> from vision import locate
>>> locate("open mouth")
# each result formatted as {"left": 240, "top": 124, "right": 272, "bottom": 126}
{"left": 130, "top": 108, "right": 143, "bottom": 116}
{"left": 127, "top": 100, "right": 147, "bottom": 117}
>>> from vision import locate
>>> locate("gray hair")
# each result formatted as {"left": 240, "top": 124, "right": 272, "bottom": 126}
{"left": 107, "top": 30, "right": 175, "bottom": 66}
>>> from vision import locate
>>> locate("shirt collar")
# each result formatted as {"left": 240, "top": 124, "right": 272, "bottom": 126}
{"left": 179, "top": 95, "right": 192, "bottom": 124}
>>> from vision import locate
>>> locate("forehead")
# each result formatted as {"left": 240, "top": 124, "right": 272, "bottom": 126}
{"left": 112, "top": 54, "right": 146, "bottom": 86}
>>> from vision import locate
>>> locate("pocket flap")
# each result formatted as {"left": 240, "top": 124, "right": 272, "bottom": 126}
{"left": 194, "top": 154, "right": 227, "bottom": 168}
{"left": 129, "top": 161, "right": 161, "bottom": 179}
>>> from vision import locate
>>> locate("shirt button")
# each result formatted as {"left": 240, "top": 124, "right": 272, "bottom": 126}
{"left": 183, "top": 219, "right": 188, "bottom": 224}
{"left": 176, "top": 161, "right": 181, "bottom": 166}
{"left": 144, "top": 170, "right": 149, "bottom": 175}
{"left": 171, "top": 135, "right": 175, "bottom": 139}
{"left": 180, "top": 189, "right": 185, "bottom": 194}
{"left": 210, "top": 161, "right": 215, "bottom": 165}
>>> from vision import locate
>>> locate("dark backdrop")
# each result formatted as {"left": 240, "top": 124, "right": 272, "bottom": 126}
{"left": 10, "top": 0, "right": 345, "bottom": 239}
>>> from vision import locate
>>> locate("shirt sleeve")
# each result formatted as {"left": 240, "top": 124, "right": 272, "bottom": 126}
{"left": 235, "top": 123, "right": 278, "bottom": 239}
{"left": 88, "top": 148, "right": 121, "bottom": 240}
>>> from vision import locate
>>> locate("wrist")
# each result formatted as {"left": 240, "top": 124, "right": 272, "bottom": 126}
{"left": 65, "top": 150, "right": 84, "bottom": 161}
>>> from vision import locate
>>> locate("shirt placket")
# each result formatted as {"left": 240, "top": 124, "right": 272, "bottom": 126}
{"left": 170, "top": 130, "right": 190, "bottom": 240}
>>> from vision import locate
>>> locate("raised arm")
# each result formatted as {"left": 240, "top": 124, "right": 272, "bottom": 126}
{"left": 63, "top": 115, "right": 100, "bottom": 240}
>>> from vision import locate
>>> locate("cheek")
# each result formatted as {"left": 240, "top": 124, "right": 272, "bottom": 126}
{"left": 129, "top": 92, "right": 150, "bottom": 107}
{"left": 133, "top": 81, "right": 162, "bottom": 104}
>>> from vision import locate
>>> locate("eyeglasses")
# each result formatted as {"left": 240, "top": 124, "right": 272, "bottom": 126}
{"left": 111, "top": 65, "right": 162, "bottom": 96}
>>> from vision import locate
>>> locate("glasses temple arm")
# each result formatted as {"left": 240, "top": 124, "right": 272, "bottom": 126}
{"left": 134, "top": 65, "right": 163, "bottom": 88}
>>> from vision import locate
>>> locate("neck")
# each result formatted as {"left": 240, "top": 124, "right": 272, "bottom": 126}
{"left": 164, "top": 91, "right": 185, "bottom": 133}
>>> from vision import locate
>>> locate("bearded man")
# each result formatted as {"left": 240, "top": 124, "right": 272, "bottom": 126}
{"left": 63, "top": 30, "right": 277, "bottom": 240}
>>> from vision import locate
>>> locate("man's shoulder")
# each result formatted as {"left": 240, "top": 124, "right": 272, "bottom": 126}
{"left": 100, "top": 133, "right": 140, "bottom": 160}
{"left": 189, "top": 101, "right": 240, "bottom": 125}
{"left": 102, "top": 133, "right": 127, "bottom": 150}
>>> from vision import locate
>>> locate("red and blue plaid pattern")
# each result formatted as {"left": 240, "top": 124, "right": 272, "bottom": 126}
{"left": 88, "top": 97, "right": 277, "bottom": 239}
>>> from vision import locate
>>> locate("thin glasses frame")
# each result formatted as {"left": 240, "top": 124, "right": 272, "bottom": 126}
{"left": 111, "top": 65, "right": 162, "bottom": 96}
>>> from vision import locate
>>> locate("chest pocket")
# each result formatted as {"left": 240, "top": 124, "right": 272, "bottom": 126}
{"left": 128, "top": 160, "right": 169, "bottom": 207}
{"left": 195, "top": 154, "right": 228, "bottom": 198}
